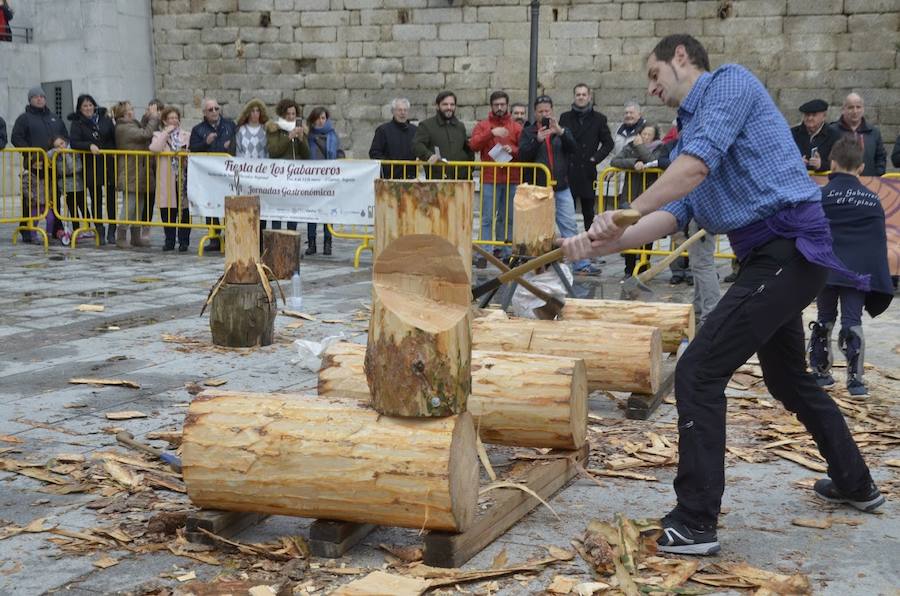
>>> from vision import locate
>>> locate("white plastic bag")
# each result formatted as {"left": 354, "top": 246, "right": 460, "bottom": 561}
{"left": 292, "top": 333, "right": 348, "bottom": 371}
{"left": 509, "top": 265, "right": 573, "bottom": 319}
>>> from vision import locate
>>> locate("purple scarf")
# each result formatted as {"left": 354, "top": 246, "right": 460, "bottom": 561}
{"left": 727, "top": 201, "right": 871, "bottom": 292}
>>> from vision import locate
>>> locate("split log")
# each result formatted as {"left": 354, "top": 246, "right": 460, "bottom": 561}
{"left": 512, "top": 184, "right": 556, "bottom": 256}
{"left": 182, "top": 391, "right": 478, "bottom": 532}
{"left": 224, "top": 196, "right": 261, "bottom": 284}
{"left": 472, "top": 318, "right": 661, "bottom": 394}
{"left": 374, "top": 179, "right": 473, "bottom": 281}
{"left": 209, "top": 283, "right": 276, "bottom": 347}
{"left": 560, "top": 299, "right": 694, "bottom": 353}
{"left": 367, "top": 234, "right": 472, "bottom": 417}
{"left": 262, "top": 229, "right": 302, "bottom": 280}
{"left": 320, "top": 342, "right": 587, "bottom": 449}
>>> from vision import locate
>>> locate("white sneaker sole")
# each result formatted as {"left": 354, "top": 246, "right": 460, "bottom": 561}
{"left": 815, "top": 491, "right": 885, "bottom": 512}
{"left": 657, "top": 541, "right": 721, "bottom": 556}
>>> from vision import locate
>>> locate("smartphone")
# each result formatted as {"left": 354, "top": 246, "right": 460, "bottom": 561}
{"left": 541, "top": 117, "right": 550, "bottom": 128}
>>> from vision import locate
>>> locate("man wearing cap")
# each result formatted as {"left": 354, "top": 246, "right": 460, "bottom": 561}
{"left": 790, "top": 99, "right": 839, "bottom": 172}
{"left": 11, "top": 86, "right": 69, "bottom": 243}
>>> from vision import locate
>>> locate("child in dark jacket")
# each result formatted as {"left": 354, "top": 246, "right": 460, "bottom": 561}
{"left": 808, "top": 137, "right": 894, "bottom": 396}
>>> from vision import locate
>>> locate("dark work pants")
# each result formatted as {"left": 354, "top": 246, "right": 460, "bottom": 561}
{"left": 307, "top": 222, "right": 331, "bottom": 243}
{"left": 671, "top": 238, "right": 873, "bottom": 528}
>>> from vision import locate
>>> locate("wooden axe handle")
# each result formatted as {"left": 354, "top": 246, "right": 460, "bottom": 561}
{"left": 634, "top": 228, "right": 707, "bottom": 284}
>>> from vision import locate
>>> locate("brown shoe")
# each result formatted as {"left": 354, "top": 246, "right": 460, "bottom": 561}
{"left": 116, "top": 226, "right": 129, "bottom": 249}
{"left": 130, "top": 226, "right": 150, "bottom": 247}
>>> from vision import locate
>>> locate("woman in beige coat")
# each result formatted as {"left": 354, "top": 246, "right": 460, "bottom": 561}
{"left": 150, "top": 106, "right": 191, "bottom": 252}
{"left": 113, "top": 100, "right": 158, "bottom": 248}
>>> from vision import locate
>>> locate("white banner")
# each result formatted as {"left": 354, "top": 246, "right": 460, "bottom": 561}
{"left": 187, "top": 155, "right": 379, "bottom": 224}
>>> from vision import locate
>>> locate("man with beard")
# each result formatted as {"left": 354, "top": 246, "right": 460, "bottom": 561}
{"left": 561, "top": 34, "right": 882, "bottom": 556}
{"left": 469, "top": 91, "right": 522, "bottom": 252}
{"left": 369, "top": 97, "right": 417, "bottom": 179}
{"left": 790, "top": 99, "right": 839, "bottom": 171}
{"left": 510, "top": 103, "right": 529, "bottom": 127}
{"left": 412, "top": 90, "right": 473, "bottom": 180}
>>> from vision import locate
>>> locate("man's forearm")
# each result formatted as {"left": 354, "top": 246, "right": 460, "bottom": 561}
{"left": 631, "top": 154, "right": 708, "bottom": 215}
{"left": 609, "top": 210, "right": 678, "bottom": 252}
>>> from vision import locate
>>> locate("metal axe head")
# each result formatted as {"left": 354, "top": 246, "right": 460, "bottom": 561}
{"left": 619, "top": 275, "right": 655, "bottom": 301}
{"left": 533, "top": 294, "right": 566, "bottom": 320}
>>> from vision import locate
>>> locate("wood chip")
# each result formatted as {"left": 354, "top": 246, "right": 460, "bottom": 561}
{"left": 70, "top": 378, "right": 141, "bottom": 389}
{"left": 330, "top": 570, "right": 429, "bottom": 596}
{"left": 176, "top": 571, "right": 197, "bottom": 582}
{"left": 0, "top": 435, "right": 23, "bottom": 444}
{"left": 104, "top": 411, "right": 148, "bottom": 420}
{"left": 202, "top": 378, "right": 228, "bottom": 387}
{"left": 547, "top": 575, "right": 579, "bottom": 594}
{"left": 281, "top": 310, "right": 317, "bottom": 320}
{"left": 490, "top": 547, "right": 507, "bottom": 569}
{"left": 586, "top": 468, "right": 657, "bottom": 481}
{"left": 93, "top": 556, "right": 119, "bottom": 569}
{"left": 377, "top": 543, "right": 423, "bottom": 563}
{"left": 571, "top": 582, "right": 611, "bottom": 595}
{"left": 771, "top": 449, "right": 827, "bottom": 472}
{"left": 77, "top": 304, "right": 105, "bottom": 312}
{"left": 791, "top": 517, "right": 832, "bottom": 529}
{"left": 885, "top": 459, "right": 900, "bottom": 468}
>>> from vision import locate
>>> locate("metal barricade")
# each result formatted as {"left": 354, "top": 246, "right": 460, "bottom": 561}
{"left": 595, "top": 166, "right": 736, "bottom": 275}
{"left": 328, "top": 160, "right": 554, "bottom": 268}
{"left": 0, "top": 147, "right": 51, "bottom": 249}
{"left": 48, "top": 148, "right": 229, "bottom": 254}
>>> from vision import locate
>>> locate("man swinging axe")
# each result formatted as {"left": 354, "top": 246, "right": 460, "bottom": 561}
{"left": 561, "top": 34, "right": 884, "bottom": 556}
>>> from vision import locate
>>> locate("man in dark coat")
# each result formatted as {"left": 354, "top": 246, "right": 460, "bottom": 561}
{"left": 827, "top": 93, "right": 886, "bottom": 176}
{"left": 369, "top": 97, "right": 417, "bottom": 179}
{"left": 790, "top": 99, "right": 839, "bottom": 171}
{"left": 189, "top": 97, "right": 237, "bottom": 252}
{"left": 11, "top": 86, "right": 68, "bottom": 243}
{"left": 0, "top": 115, "right": 7, "bottom": 148}
{"left": 559, "top": 84, "right": 614, "bottom": 233}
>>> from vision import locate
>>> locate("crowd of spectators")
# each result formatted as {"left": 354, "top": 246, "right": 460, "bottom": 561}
{"left": 2, "top": 83, "right": 899, "bottom": 268}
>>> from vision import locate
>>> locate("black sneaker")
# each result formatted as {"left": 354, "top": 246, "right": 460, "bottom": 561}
{"left": 813, "top": 479, "right": 884, "bottom": 512}
{"left": 847, "top": 379, "right": 868, "bottom": 397}
{"left": 657, "top": 514, "right": 721, "bottom": 555}
{"left": 812, "top": 371, "right": 835, "bottom": 387}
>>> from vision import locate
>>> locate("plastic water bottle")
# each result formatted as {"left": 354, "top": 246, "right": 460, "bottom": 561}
{"left": 287, "top": 269, "right": 303, "bottom": 310}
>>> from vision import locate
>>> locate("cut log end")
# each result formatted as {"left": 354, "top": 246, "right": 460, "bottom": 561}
{"left": 448, "top": 411, "right": 478, "bottom": 531}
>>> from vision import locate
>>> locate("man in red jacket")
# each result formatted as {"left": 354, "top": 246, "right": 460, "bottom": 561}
{"left": 469, "top": 91, "right": 522, "bottom": 259}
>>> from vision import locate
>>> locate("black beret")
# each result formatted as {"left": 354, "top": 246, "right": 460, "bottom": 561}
{"left": 799, "top": 99, "right": 828, "bottom": 113}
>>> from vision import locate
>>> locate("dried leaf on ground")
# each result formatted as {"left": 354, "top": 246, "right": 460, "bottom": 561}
{"left": 719, "top": 562, "right": 811, "bottom": 594}
{"left": 490, "top": 547, "right": 508, "bottom": 569}
{"left": 167, "top": 543, "right": 220, "bottom": 566}
{"left": 93, "top": 556, "right": 119, "bottom": 569}
{"left": 547, "top": 575, "right": 579, "bottom": 594}
{"left": 105, "top": 410, "right": 148, "bottom": 420}
{"left": 70, "top": 378, "right": 141, "bottom": 389}
{"left": 330, "top": 570, "right": 429, "bottom": 596}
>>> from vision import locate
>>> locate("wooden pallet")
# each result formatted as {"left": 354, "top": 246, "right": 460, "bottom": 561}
{"left": 626, "top": 356, "right": 677, "bottom": 420}
{"left": 305, "top": 444, "right": 588, "bottom": 567}
{"left": 186, "top": 445, "right": 588, "bottom": 567}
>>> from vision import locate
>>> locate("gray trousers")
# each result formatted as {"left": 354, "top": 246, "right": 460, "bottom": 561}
{"left": 688, "top": 219, "right": 720, "bottom": 327}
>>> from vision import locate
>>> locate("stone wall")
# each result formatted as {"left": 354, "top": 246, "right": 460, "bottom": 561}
{"left": 150, "top": 0, "right": 900, "bottom": 164}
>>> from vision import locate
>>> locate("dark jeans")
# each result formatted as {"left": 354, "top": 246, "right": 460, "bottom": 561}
{"left": 161, "top": 208, "right": 191, "bottom": 248}
{"left": 572, "top": 192, "right": 595, "bottom": 232}
{"left": 264, "top": 220, "right": 297, "bottom": 231}
{"left": 307, "top": 222, "right": 331, "bottom": 243}
{"left": 65, "top": 191, "right": 91, "bottom": 221}
{"left": 86, "top": 169, "right": 116, "bottom": 222}
{"left": 671, "top": 238, "right": 873, "bottom": 528}
{"left": 816, "top": 285, "right": 865, "bottom": 330}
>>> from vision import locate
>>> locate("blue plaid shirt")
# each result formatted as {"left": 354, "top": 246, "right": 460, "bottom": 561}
{"left": 662, "top": 65, "right": 821, "bottom": 234}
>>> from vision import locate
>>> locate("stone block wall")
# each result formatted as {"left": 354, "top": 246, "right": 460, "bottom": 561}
{"left": 151, "top": 0, "right": 900, "bottom": 163}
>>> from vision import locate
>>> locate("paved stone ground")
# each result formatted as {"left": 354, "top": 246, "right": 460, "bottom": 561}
{"left": 0, "top": 224, "right": 897, "bottom": 595}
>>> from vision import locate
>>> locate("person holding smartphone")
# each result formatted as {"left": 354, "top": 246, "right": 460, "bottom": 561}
{"left": 790, "top": 99, "right": 838, "bottom": 172}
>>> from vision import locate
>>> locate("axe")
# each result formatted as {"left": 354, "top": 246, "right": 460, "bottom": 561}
{"left": 472, "top": 244, "right": 564, "bottom": 319}
{"left": 620, "top": 228, "right": 707, "bottom": 301}
{"left": 472, "top": 209, "right": 642, "bottom": 300}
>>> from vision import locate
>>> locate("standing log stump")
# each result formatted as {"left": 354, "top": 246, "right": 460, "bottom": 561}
{"left": 512, "top": 184, "right": 556, "bottom": 256}
{"left": 374, "top": 180, "right": 474, "bottom": 281}
{"left": 224, "top": 196, "right": 262, "bottom": 284}
{"left": 182, "top": 391, "right": 479, "bottom": 532}
{"left": 209, "top": 284, "right": 276, "bottom": 347}
{"left": 366, "top": 234, "right": 472, "bottom": 417}
{"left": 262, "top": 229, "right": 302, "bottom": 280}
{"left": 209, "top": 195, "right": 275, "bottom": 348}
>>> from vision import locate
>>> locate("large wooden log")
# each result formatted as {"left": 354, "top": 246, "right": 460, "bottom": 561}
{"left": 262, "top": 229, "right": 302, "bottom": 280}
{"left": 374, "top": 179, "right": 473, "bottom": 281}
{"left": 224, "top": 196, "right": 261, "bottom": 284}
{"left": 472, "top": 318, "right": 661, "bottom": 394}
{"left": 512, "top": 184, "right": 555, "bottom": 256}
{"left": 560, "top": 298, "right": 694, "bottom": 353}
{"left": 321, "top": 342, "right": 587, "bottom": 449}
{"left": 209, "top": 283, "right": 276, "bottom": 347}
{"left": 367, "top": 234, "right": 472, "bottom": 417}
{"left": 183, "top": 391, "right": 478, "bottom": 532}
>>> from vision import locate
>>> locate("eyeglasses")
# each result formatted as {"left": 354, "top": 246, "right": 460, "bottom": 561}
{"left": 206, "top": 106, "right": 221, "bottom": 112}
